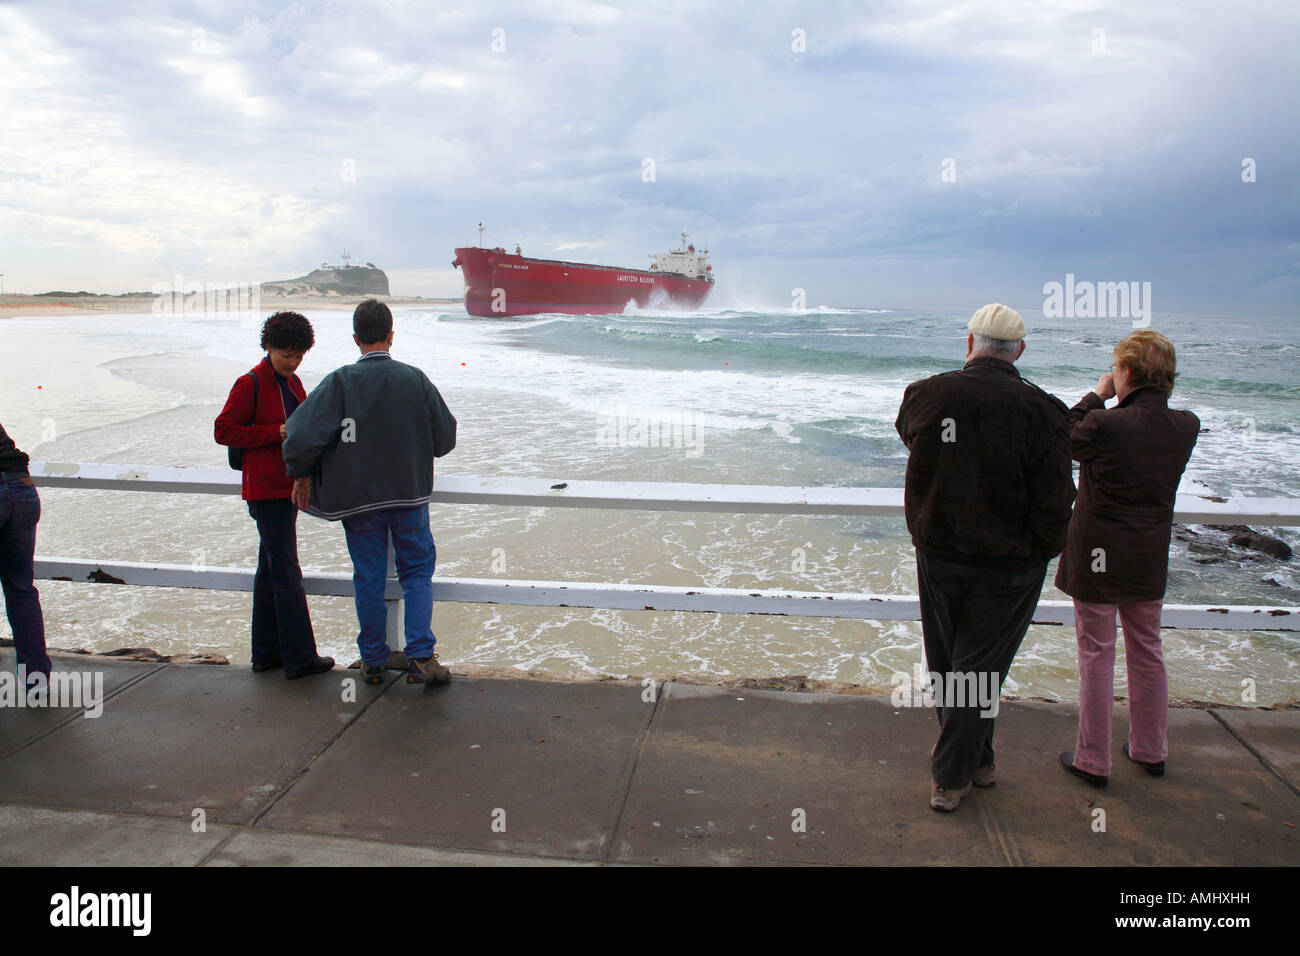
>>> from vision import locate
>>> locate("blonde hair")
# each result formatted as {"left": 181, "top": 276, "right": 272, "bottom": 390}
{"left": 1115, "top": 329, "right": 1178, "bottom": 394}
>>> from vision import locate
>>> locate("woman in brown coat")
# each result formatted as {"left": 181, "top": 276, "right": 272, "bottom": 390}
{"left": 1056, "top": 330, "right": 1200, "bottom": 787}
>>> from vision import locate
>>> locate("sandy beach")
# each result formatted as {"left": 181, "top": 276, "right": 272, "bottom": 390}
{"left": 0, "top": 293, "right": 460, "bottom": 320}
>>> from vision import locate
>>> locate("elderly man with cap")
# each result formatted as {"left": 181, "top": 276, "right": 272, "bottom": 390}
{"left": 895, "top": 304, "right": 1076, "bottom": 811}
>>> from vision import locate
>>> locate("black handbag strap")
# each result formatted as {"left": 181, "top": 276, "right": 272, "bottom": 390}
{"left": 245, "top": 370, "right": 259, "bottom": 424}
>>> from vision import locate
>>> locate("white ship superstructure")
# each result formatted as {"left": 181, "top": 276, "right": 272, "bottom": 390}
{"left": 650, "top": 229, "right": 712, "bottom": 279}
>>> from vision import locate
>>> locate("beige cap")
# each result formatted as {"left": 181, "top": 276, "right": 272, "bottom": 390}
{"left": 968, "top": 303, "right": 1025, "bottom": 341}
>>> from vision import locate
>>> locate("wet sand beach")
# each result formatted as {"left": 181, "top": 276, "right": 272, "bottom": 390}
{"left": 0, "top": 293, "right": 457, "bottom": 320}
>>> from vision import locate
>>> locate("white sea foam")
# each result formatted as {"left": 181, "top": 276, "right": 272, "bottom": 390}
{"left": 4, "top": 306, "right": 1296, "bottom": 703}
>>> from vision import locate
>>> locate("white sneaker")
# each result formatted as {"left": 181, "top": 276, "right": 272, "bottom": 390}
{"left": 930, "top": 781, "right": 972, "bottom": 812}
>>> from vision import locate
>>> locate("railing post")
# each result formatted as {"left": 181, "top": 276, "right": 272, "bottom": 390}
{"left": 384, "top": 535, "right": 405, "bottom": 667}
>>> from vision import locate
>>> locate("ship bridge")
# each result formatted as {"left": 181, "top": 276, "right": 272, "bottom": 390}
{"left": 651, "top": 229, "right": 712, "bottom": 280}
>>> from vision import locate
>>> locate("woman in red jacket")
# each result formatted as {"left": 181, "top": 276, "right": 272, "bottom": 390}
{"left": 215, "top": 312, "right": 333, "bottom": 679}
{"left": 1056, "top": 330, "right": 1199, "bottom": 787}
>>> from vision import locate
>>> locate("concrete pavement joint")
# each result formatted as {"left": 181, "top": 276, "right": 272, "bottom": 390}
{"left": 0, "top": 802, "right": 604, "bottom": 866}
{"left": 234, "top": 820, "right": 618, "bottom": 866}
{"left": 1207, "top": 707, "right": 1300, "bottom": 801}
{"left": 975, "top": 795, "right": 1022, "bottom": 866}
{"left": 1, "top": 661, "right": 165, "bottom": 759}
{"left": 601, "top": 679, "right": 665, "bottom": 863}
{"left": 193, "top": 830, "right": 239, "bottom": 867}
{"left": 248, "top": 672, "right": 402, "bottom": 827}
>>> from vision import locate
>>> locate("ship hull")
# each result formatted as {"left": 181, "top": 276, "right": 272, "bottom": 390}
{"left": 453, "top": 247, "right": 713, "bottom": 317}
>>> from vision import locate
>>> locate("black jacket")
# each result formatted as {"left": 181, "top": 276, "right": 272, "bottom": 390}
{"left": 0, "top": 423, "right": 29, "bottom": 476}
{"left": 1054, "top": 386, "right": 1199, "bottom": 602}
{"left": 896, "top": 356, "right": 1076, "bottom": 565}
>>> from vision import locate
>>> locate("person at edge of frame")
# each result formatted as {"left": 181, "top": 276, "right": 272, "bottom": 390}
{"left": 0, "top": 421, "right": 51, "bottom": 690}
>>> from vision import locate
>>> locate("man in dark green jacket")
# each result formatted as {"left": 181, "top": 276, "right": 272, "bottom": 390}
{"left": 282, "top": 300, "right": 457, "bottom": 685}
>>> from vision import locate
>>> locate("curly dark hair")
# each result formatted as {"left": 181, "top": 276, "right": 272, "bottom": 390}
{"left": 260, "top": 311, "right": 315, "bottom": 352}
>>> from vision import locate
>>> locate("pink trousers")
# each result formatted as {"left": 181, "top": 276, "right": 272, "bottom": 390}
{"left": 1072, "top": 598, "right": 1167, "bottom": 776}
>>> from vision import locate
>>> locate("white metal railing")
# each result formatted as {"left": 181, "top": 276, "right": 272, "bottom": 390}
{"left": 25, "top": 461, "right": 1300, "bottom": 632}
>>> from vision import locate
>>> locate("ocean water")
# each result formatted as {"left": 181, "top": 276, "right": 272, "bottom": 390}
{"left": 2, "top": 303, "right": 1297, "bottom": 704}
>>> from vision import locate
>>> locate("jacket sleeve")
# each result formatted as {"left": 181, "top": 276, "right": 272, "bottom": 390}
{"left": 1026, "top": 400, "right": 1078, "bottom": 561}
{"left": 214, "top": 373, "right": 281, "bottom": 449}
{"left": 423, "top": 376, "right": 457, "bottom": 458}
{"left": 895, "top": 382, "right": 918, "bottom": 450}
{"left": 281, "top": 372, "right": 345, "bottom": 477}
{"left": 1067, "top": 392, "right": 1108, "bottom": 462}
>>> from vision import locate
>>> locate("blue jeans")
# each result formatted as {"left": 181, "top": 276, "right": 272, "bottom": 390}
{"left": 0, "top": 475, "right": 50, "bottom": 684}
{"left": 342, "top": 505, "right": 438, "bottom": 665}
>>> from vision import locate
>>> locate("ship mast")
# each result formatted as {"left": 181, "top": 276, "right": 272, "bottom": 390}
{"left": 477, "top": 222, "right": 486, "bottom": 248}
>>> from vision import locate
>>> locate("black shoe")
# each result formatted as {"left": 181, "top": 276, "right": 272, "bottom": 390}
{"left": 1060, "top": 751, "right": 1108, "bottom": 788}
{"left": 251, "top": 660, "right": 283, "bottom": 673}
{"left": 361, "top": 662, "right": 386, "bottom": 685}
{"left": 285, "top": 656, "right": 335, "bottom": 679}
{"left": 1123, "top": 742, "right": 1165, "bottom": 777}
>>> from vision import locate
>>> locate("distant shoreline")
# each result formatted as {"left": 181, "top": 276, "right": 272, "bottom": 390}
{"left": 0, "top": 293, "right": 462, "bottom": 319}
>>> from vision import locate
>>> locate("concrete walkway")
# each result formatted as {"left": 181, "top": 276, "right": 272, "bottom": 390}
{"left": 1, "top": 649, "right": 1297, "bottom": 866}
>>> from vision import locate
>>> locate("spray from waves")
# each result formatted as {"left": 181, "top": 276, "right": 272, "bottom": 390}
{"left": 625, "top": 301, "right": 888, "bottom": 318}
{"left": 1179, "top": 377, "right": 1300, "bottom": 398}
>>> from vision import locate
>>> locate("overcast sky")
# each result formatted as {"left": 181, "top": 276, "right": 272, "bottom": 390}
{"left": 2, "top": 0, "right": 1297, "bottom": 312}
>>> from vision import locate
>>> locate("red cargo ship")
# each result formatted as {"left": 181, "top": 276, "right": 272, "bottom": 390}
{"left": 453, "top": 227, "right": 714, "bottom": 317}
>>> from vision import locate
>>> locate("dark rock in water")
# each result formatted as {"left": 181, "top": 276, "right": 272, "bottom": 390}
{"left": 1190, "top": 556, "right": 1223, "bottom": 565}
{"left": 94, "top": 648, "right": 230, "bottom": 665}
{"left": 101, "top": 647, "right": 169, "bottom": 661}
{"left": 1229, "top": 533, "right": 1292, "bottom": 560}
{"left": 1261, "top": 577, "right": 1282, "bottom": 587}
{"left": 3, "top": 638, "right": 227, "bottom": 665}
{"left": 1182, "top": 524, "right": 1294, "bottom": 563}
{"left": 168, "top": 654, "right": 230, "bottom": 665}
